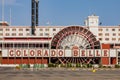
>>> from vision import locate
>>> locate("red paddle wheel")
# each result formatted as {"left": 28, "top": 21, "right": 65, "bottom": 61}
{"left": 51, "top": 26, "right": 101, "bottom": 64}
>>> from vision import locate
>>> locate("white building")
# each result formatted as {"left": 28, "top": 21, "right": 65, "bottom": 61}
{"left": 0, "top": 15, "right": 120, "bottom": 66}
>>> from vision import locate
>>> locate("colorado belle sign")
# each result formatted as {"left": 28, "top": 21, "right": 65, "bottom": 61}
{"left": 2, "top": 49, "right": 117, "bottom": 57}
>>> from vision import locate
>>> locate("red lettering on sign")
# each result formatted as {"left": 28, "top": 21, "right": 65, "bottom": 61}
{"left": 23, "top": 50, "right": 28, "bottom": 56}
{"left": 30, "top": 50, "right": 35, "bottom": 56}
{"left": 58, "top": 50, "right": 64, "bottom": 56}
{"left": 96, "top": 50, "right": 100, "bottom": 56}
{"left": 51, "top": 50, "right": 56, "bottom": 56}
{"left": 89, "top": 50, "right": 93, "bottom": 56}
{"left": 81, "top": 50, "right": 85, "bottom": 56}
{"left": 37, "top": 50, "right": 42, "bottom": 56}
{"left": 44, "top": 50, "right": 49, "bottom": 56}
{"left": 73, "top": 50, "right": 78, "bottom": 57}
{"left": 9, "top": 50, "right": 14, "bottom": 56}
{"left": 104, "top": 50, "right": 108, "bottom": 56}
{"left": 16, "top": 50, "right": 21, "bottom": 56}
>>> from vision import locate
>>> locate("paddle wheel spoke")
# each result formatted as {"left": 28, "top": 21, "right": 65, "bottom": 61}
{"left": 51, "top": 26, "right": 100, "bottom": 64}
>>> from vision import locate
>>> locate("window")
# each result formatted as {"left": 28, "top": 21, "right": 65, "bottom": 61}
{"left": 112, "top": 38, "right": 116, "bottom": 41}
{"left": 19, "top": 33, "right": 23, "bottom": 36}
{"left": 40, "top": 33, "right": 43, "bottom": 36}
{"left": 105, "top": 33, "right": 109, "bottom": 36}
{"left": 98, "top": 33, "right": 103, "bottom": 36}
{"left": 6, "top": 33, "right": 9, "bottom": 36}
{"left": 45, "top": 33, "right": 49, "bottom": 36}
{"left": 53, "top": 28, "right": 56, "bottom": 31}
{"left": 60, "top": 28, "right": 63, "bottom": 31}
{"left": 53, "top": 33, "right": 56, "bottom": 35}
{"left": 106, "top": 28, "right": 109, "bottom": 31}
{"left": 19, "top": 29, "right": 23, "bottom": 31}
{"left": 0, "top": 29, "right": 3, "bottom": 31}
{"left": 39, "top": 28, "right": 43, "bottom": 31}
{"left": 118, "top": 38, "right": 120, "bottom": 41}
{"left": 112, "top": 29, "right": 115, "bottom": 31}
{"left": 12, "top": 28, "right": 16, "bottom": 31}
{"left": 6, "top": 28, "right": 10, "bottom": 31}
{"left": 105, "top": 38, "right": 109, "bottom": 41}
{"left": 12, "top": 33, "right": 16, "bottom": 36}
{"left": 0, "top": 33, "right": 3, "bottom": 36}
{"left": 98, "top": 28, "right": 103, "bottom": 31}
{"left": 26, "top": 28, "right": 29, "bottom": 31}
{"left": 99, "top": 38, "right": 102, "bottom": 41}
{"left": 113, "top": 33, "right": 116, "bottom": 36}
{"left": 27, "top": 33, "right": 30, "bottom": 36}
{"left": 45, "top": 28, "right": 49, "bottom": 31}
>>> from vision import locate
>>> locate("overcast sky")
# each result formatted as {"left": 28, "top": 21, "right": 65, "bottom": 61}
{"left": 0, "top": 0, "right": 120, "bottom": 26}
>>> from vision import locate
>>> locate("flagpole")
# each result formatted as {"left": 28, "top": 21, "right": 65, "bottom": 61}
{"left": 49, "top": 24, "right": 51, "bottom": 64}
{"left": 47, "top": 21, "right": 51, "bottom": 64}
{"left": 10, "top": 8, "right": 12, "bottom": 25}
{"left": 2, "top": 0, "right": 4, "bottom": 22}
{"left": 1, "top": 0, "right": 5, "bottom": 65}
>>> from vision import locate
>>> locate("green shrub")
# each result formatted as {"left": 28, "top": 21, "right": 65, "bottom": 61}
{"left": 99, "top": 64, "right": 103, "bottom": 68}
{"left": 103, "top": 66, "right": 107, "bottom": 68}
{"left": 76, "top": 63, "right": 81, "bottom": 68}
{"left": 87, "top": 64, "right": 92, "bottom": 68}
{"left": 61, "top": 64, "right": 65, "bottom": 67}
{"left": 15, "top": 66, "right": 20, "bottom": 70}
{"left": 48, "top": 63, "right": 54, "bottom": 67}
{"left": 48, "top": 63, "right": 59, "bottom": 67}
{"left": 108, "top": 66, "right": 112, "bottom": 68}
{"left": 66, "top": 63, "right": 72, "bottom": 68}
{"left": 82, "top": 64, "right": 87, "bottom": 68}
{"left": 115, "top": 64, "right": 120, "bottom": 68}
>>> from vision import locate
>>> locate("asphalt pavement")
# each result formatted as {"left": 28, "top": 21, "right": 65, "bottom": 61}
{"left": 0, "top": 67, "right": 120, "bottom": 80}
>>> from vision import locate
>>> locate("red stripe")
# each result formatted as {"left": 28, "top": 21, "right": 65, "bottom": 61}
{"left": 4, "top": 37, "right": 52, "bottom": 40}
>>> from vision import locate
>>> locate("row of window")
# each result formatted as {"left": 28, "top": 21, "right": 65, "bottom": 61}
{"left": 1, "top": 28, "right": 120, "bottom": 32}
{"left": 99, "top": 38, "right": 120, "bottom": 41}
{"left": 98, "top": 33, "right": 120, "bottom": 36}
{"left": 1, "top": 33, "right": 56, "bottom": 36}
{"left": 0, "top": 28, "right": 119, "bottom": 31}
{"left": 0, "top": 43, "right": 49, "bottom": 48}
{"left": 5, "top": 28, "right": 29, "bottom": 31}
{"left": 98, "top": 28, "right": 120, "bottom": 31}
{"left": 40, "top": 28, "right": 56, "bottom": 31}
{"left": 0, "top": 28, "right": 57, "bottom": 31}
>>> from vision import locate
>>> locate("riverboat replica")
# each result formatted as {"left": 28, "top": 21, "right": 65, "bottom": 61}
{"left": 0, "top": 0, "right": 120, "bottom": 67}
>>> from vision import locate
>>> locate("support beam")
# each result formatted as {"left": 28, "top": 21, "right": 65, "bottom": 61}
{"left": 31, "top": 0, "right": 36, "bottom": 35}
{"left": 35, "top": 0, "right": 39, "bottom": 26}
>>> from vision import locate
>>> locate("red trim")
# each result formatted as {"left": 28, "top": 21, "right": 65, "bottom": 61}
{"left": 4, "top": 37, "right": 52, "bottom": 41}
{"left": 51, "top": 26, "right": 99, "bottom": 49}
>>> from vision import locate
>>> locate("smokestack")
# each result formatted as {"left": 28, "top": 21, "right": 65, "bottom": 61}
{"left": 31, "top": 0, "right": 36, "bottom": 35}
{"left": 35, "top": 0, "right": 39, "bottom": 26}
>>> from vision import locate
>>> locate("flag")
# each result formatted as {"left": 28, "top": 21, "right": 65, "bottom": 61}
{"left": 99, "top": 22, "right": 102, "bottom": 25}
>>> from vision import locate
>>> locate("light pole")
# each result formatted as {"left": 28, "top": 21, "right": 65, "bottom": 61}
{"left": 46, "top": 21, "right": 51, "bottom": 64}
{"left": 2, "top": 0, "right": 4, "bottom": 22}
{"left": 1, "top": 0, "right": 5, "bottom": 65}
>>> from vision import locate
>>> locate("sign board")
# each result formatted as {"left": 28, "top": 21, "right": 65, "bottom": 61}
{"left": 1, "top": 49, "right": 118, "bottom": 57}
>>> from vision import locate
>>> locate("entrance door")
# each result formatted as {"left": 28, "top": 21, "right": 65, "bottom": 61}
{"left": 0, "top": 51, "right": 2, "bottom": 64}
{"left": 118, "top": 52, "right": 120, "bottom": 64}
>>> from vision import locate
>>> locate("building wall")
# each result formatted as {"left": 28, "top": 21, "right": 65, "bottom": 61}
{"left": 0, "top": 26, "right": 120, "bottom": 45}
{"left": 1, "top": 57, "right": 48, "bottom": 64}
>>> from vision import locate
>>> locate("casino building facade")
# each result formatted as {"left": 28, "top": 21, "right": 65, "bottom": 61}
{"left": 0, "top": 14, "right": 120, "bottom": 66}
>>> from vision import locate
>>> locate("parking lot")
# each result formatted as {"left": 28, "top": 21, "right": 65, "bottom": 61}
{"left": 0, "top": 67, "right": 120, "bottom": 80}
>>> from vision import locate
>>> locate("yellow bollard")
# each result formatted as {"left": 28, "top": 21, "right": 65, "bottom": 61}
{"left": 92, "top": 69, "right": 96, "bottom": 72}
{"left": 72, "top": 68, "right": 75, "bottom": 70}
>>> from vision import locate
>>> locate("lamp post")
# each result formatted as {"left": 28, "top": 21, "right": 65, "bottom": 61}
{"left": 46, "top": 21, "right": 51, "bottom": 64}
{"left": 1, "top": 0, "right": 5, "bottom": 65}
{"left": 2, "top": 0, "right": 4, "bottom": 22}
